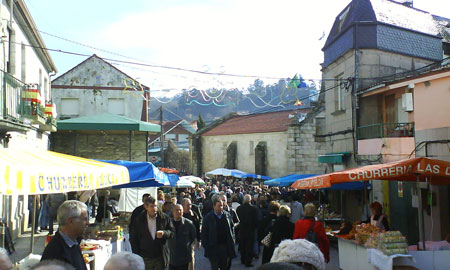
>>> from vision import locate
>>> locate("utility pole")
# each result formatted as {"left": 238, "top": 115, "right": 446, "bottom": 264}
{"left": 159, "top": 106, "right": 164, "bottom": 167}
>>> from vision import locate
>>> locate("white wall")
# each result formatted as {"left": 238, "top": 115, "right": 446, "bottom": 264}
{"left": 0, "top": 0, "right": 53, "bottom": 102}
{"left": 0, "top": 0, "right": 55, "bottom": 239}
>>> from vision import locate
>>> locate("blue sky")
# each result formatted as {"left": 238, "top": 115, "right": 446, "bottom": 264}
{"left": 25, "top": 0, "right": 449, "bottom": 96}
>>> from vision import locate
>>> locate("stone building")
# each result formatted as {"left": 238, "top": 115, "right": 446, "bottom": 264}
{"left": 50, "top": 55, "right": 159, "bottom": 162}
{"left": 51, "top": 54, "right": 149, "bottom": 121}
{"left": 190, "top": 108, "right": 327, "bottom": 178}
{"left": 53, "top": 113, "right": 160, "bottom": 161}
{"left": 321, "top": 0, "right": 447, "bottom": 172}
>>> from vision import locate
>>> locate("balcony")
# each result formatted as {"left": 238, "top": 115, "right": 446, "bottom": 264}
{"left": 0, "top": 71, "right": 28, "bottom": 131}
{"left": 1, "top": 70, "right": 49, "bottom": 130}
{"left": 39, "top": 116, "right": 57, "bottom": 132}
{"left": 357, "top": 122, "right": 414, "bottom": 140}
{"left": 357, "top": 122, "right": 415, "bottom": 163}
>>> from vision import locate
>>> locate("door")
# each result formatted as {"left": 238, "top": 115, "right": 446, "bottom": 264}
{"left": 389, "top": 181, "right": 419, "bottom": 245}
{"left": 384, "top": 94, "right": 396, "bottom": 137}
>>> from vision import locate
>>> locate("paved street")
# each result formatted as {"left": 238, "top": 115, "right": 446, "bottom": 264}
{"left": 194, "top": 243, "right": 340, "bottom": 270}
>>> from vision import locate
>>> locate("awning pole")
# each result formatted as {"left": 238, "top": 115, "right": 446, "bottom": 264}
{"left": 103, "top": 191, "right": 108, "bottom": 226}
{"left": 416, "top": 175, "right": 425, "bottom": 250}
{"left": 30, "top": 195, "right": 36, "bottom": 253}
{"left": 2, "top": 195, "right": 6, "bottom": 249}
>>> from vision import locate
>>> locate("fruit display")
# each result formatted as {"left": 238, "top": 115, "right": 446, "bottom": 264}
{"left": 355, "top": 224, "right": 381, "bottom": 245}
{"left": 80, "top": 243, "right": 100, "bottom": 251}
{"left": 84, "top": 225, "right": 123, "bottom": 242}
{"left": 317, "top": 204, "right": 342, "bottom": 220}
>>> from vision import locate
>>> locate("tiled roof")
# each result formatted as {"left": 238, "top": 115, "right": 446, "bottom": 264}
{"left": 202, "top": 110, "right": 307, "bottom": 136}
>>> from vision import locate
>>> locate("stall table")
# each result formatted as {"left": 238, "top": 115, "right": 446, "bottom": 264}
{"left": 338, "top": 238, "right": 414, "bottom": 270}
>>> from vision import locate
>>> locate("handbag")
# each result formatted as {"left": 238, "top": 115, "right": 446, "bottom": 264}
{"left": 261, "top": 232, "right": 272, "bottom": 247}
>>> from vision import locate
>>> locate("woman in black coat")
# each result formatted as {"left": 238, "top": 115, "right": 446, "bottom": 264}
{"left": 260, "top": 201, "right": 281, "bottom": 264}
{"left": 265, "top": 205, "right": 295, "bottom": 263}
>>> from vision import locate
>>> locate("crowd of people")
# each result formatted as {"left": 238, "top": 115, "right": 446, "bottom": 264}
{"left": 124, "top": 178, "right": 331, "bottom": 270}
{"left": 2, "top": 178, "right": 338, "bottom": 270}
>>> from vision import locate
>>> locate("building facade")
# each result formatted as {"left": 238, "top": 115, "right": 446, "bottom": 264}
{"left": 320, "top": 0, "right": 450, "bottom": 242}
{"left": 190, "top": 109, "right": 326, "bottom": 178}
{"left": 0, "top": 0, "right": 57, "bottom": 239}
{"left": 51, "top": 54, "right": 149, "bottom": 122}
{"left": 358, "top": 65, "right": 450, "bottom": 241}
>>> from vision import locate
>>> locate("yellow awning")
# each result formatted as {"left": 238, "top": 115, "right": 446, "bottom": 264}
{"left": 0, "top": 149, "right": 130, "bottom": 195}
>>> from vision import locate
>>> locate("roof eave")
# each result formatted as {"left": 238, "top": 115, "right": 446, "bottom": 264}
{"left": 16, "top": 0, "right": 57, "bottom": 73}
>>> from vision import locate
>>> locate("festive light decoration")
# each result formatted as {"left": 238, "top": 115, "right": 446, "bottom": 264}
{"left": 123, "top": 75, "right": 317, "bottom": 109}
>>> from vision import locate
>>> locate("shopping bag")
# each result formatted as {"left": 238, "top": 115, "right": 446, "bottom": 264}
{"left": 261, "top": 232, "right": 272, "bottom": 247}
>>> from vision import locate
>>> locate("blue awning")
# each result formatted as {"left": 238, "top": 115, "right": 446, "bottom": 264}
{"left": 244, "top": 174, "right": 272, "bottom": 180}
{"left": 168, "top": 174, "right": 180, "bottom": 187}
{"left": 264, "top": 174, "right": 317, "bottom": 187}
{"left": 99, "top": 160, "right": 170, "bottom": 188}
{"left": 324, "top": 181, "right": 371, "bottom": 190}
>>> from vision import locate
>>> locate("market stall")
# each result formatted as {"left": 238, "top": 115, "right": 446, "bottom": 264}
{"left": 179, "top": 176, "right": 205, "bottom": 186}
{"left": 292, "top": 157, "right": 450, "bottom": 270}
{"left": 0, "top": 149, "right": 130, "bottom": 269}
{"left": 102, "top": 160, "right": 170, "bottom": 212}
{"left": 205, "top": 168, "right": 248, "bottom": 178}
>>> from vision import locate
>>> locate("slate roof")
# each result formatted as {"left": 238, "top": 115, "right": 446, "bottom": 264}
{"left": 324, "top": 0, "right": 441, "bottom": 50}
{"left": 202, "top": 110, "right": 308, "bottom": 136}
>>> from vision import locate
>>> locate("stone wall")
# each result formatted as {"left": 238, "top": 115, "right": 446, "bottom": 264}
{"left": 52, "top": 131, "right": 148, "bottom": 161}
{"left": 199, "top": 132, "right": 288, "bottom": 178}
{"left": 286, "top": 113, "right": 328, "bottom": 175}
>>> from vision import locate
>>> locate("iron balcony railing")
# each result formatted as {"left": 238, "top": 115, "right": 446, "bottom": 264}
{"left": 1, "top": 70, "right": 45, "bottom": 124}
{"left": 1, "top": 70, "right": 24, "bottom": 121}
{"left": 357, "top": 122, "right": 415, "bottom": 140}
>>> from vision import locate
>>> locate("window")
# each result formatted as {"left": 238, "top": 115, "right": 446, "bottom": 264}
{"left": 249, "top": 141, "right": 254, "bottom": 155}
{"left": 178, "top": 134, "right": 189, "bottom": 142}
{"left": 335, "top": 76, "right": 345, "bottom": 111}
{"left": 39, "top": 69, "right": 43, "bottom": 100}
{"left": 165, "top": 133, "right": 176, "bottom": 140}
{"left": 44, "top": 78, "right": 48, "bottom": 101}
{"left": 7, "top": 27, "right": 15, "bottom": 74}
{"left": 60, "top": 98, "right": 79, "bottom": 117}
{"left": 108, "top": 98, "right": 125, "bottom": 115}
{"left": 21, "top": 43, "right": 26, "bottom": 81}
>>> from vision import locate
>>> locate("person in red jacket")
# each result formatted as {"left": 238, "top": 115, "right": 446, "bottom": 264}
{"left": 292, "top": 203, "right": 330, "bottom": 263}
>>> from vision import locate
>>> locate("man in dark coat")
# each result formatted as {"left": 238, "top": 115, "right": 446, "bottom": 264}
{"left": 182, "top": 198, "right": 202, "bottom": 270}
{"left": 168, "top": 204, "right": 196, "bottom": 270}
{"left": 130, "top": 196, "right": 175, "bottom": 270}
{"left": 46, "top": 193, "right": 67, "bottom": 235}
{"left": 129, "top": 193, "right": 151, "bottom": 233}
{"left": 41, "top": 200, "right": 89, "bottom": 270}
{"left": 236, "top": 194, "right": 258, "bottom": 267}
{"left": 201, "top": 195, "right": 236, "bottom": 270}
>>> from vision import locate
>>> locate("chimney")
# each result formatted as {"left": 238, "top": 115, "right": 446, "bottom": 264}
{"left": 397, "top": 0, "right": 413, "bottom": 8}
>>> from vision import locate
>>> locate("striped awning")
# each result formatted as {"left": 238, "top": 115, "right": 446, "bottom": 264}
{"left": 0, "top": 149, "right": 130, "bottom": 195}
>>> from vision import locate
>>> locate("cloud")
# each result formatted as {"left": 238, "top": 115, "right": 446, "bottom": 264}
{"left": 92, "top": 0, "right": 351, "bottom": 90}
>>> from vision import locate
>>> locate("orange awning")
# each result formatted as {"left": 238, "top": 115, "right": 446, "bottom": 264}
{"left": 291, "top": 157, "right": 450, "bottom": 189}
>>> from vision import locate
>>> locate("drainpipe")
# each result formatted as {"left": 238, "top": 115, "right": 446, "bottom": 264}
{"left": 352, "top": 22, "right": 360, "bottom": 164}
{"left": 8, "top": 0, "right": 15, "bottom": 74}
